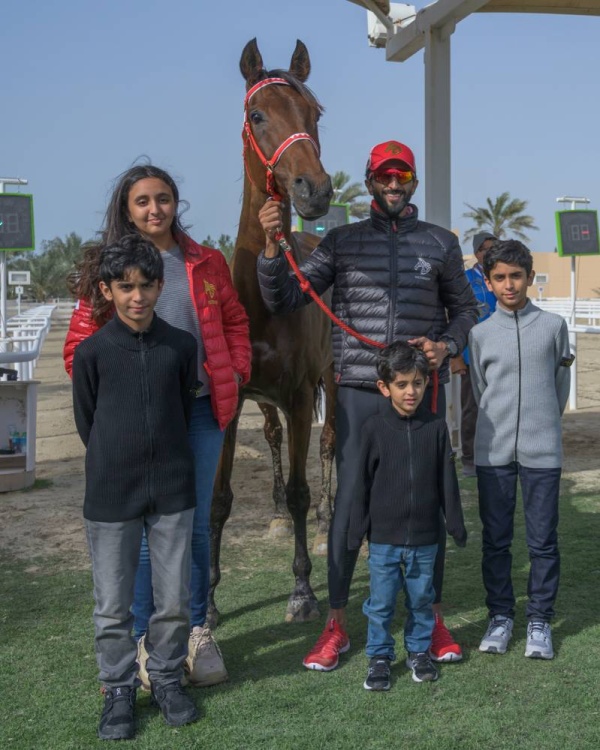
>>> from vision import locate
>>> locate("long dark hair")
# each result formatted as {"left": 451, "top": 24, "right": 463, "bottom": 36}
{"left": 68, "top": 162, "right": 189, "bottom": 323}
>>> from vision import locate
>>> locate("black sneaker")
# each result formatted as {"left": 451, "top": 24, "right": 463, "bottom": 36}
{"left": 363, "top": 656, "right": 391, "bottom": 691}
{"left": 98, "top": 685, "right": 136, "bottom": 740}
{"left": 151, "top": 681, "right": 199, "bottom": 727}
{"left": 406, "top": 652, "right": 439, "bottom": 683}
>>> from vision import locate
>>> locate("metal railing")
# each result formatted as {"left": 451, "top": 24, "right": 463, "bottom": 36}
{"left": 536, "top": 297, "right": 600, "bottom": 325}
{"left": 0, "top": 304, "right": 56, "bottom": 381}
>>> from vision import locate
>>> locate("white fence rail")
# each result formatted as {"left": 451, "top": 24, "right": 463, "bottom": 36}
{"left": 535, "top": 297, "right": 600, "bottom": 325}
{"left": 0, "top": 304, "right": 56, "bottom": 381}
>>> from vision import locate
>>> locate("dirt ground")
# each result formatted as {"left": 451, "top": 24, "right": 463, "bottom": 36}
{"left": 0, "top": 321, "right": 599, "bottom": 571}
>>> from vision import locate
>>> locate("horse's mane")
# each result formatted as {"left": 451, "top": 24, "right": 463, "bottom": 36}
{"left": 260, "top": 68, "right": 325, "bottom": 117}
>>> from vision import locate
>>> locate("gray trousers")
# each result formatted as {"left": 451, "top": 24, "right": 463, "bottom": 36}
{"left": 85, "top": 508, "right": 194, "bottom": 688}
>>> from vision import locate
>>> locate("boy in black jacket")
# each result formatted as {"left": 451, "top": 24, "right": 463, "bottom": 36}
{"left": 348, "top": 342, "right": 467, "bottom": 691}
{"left": 72, "top": 236, "right": 199, "bottom": 740}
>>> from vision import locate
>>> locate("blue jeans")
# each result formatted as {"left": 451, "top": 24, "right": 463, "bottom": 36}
{"left": 477, "top": 463, "right": 561, "bottom": 621}
{"left": 363, "top": 542, "right": 438, "bottom": 659}
{"left": 133, "top": 396, "right": 224, "bottom": 637}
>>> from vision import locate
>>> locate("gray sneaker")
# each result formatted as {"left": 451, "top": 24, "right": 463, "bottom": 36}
{"left": 479, "top": 616, "right": 514, "bottom": 654}
{"left": 136, "top": 634, "right": 151, "bottom": 691}
{"left": 525, "top": 620, "right": 554, "bottom": 659}
{"left": 185, "top": 625, "right": 228, "bottom": 686}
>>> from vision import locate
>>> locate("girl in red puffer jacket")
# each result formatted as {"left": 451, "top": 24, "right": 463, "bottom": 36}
{"left": 64, "top": 163, "right": 251, "bottom": 688}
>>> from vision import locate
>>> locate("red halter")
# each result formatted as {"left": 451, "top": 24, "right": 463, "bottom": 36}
{"left": 243, "top": 77, "right": 320, "bottom": 197}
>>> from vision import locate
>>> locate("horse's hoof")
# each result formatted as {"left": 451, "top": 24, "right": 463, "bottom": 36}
{"left": 312, "top": 533, "right": 328, "bottom": 556}
{"left": 268, "top": 517, "right": 293, "bottom": 538}
{"left": 284, "top": 596, "right": 320, "bottom": 623}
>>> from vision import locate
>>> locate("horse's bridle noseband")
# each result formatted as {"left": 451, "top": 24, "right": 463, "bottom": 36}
{"left": 243, "top": 77, "right": 320, "bottom": 198}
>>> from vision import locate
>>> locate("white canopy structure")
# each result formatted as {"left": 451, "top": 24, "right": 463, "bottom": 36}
{"left": 347, "top": 0, "right": 600, "bottom": 228}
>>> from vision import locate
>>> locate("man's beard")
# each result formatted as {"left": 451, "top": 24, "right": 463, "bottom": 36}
{"left": 373, "top": 187, "right": 413, "bottom": 218}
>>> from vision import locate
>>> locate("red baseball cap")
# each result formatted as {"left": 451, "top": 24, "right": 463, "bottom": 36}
{"left": 366, "top": 140, "right": 416, "bottom": 174}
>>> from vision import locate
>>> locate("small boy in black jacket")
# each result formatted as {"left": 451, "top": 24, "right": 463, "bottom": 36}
{"left": 72, "top": 236, "right": 199, "bottom": 740}
{"left": 348, "top": 342, "right": 467, "bottom": 691}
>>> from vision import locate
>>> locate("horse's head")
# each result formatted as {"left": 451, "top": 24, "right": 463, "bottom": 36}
{"left": 240, "top": 38, "right": 333, "bottom": 220}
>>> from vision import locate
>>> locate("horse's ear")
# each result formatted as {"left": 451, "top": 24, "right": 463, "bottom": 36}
{"left": 289, "top": 39, "right": 310, "bottom": 82}
{"left": 240, "top": 38, "right": 264, "bottom": 86}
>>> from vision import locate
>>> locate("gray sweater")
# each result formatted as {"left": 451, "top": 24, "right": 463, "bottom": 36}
{"left": 469, "top": 300, "right": 572, "bottom": 469}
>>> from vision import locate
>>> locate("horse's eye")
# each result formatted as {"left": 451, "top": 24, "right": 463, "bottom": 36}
{"left": 250, "top": 111, "right": 264, "bottom": 125}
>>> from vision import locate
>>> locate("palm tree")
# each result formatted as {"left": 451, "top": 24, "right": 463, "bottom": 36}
{"left": 9, "top": 232, "right": 88, "bottom": 300}
{"left": 331, "top": 171, "right": 370, "bottom": 219}
{"left": 462, "top": 192, "right": 538, "bottom": 243}
{"left": 201, "top": 234, "right": 235, "bottom": 263}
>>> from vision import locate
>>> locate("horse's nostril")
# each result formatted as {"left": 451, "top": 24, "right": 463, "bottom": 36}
{"left": 293, "top": 177, "right": 311, "bottom": 200}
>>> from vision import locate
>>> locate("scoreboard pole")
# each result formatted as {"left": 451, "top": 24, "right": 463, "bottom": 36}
{"left": 0, "top": 178, "right": 29, "bottom": 339}
{"left": 555, "top": 195, "right": 592, "bottom": 410}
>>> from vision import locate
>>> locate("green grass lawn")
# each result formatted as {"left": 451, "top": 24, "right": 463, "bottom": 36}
{"left": 2, "top": 476, "right": 600, "bottom": 749}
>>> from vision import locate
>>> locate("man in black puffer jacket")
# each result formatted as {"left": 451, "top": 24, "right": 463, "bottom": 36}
{"left": 257, "top": 139, "right": 478, "bottom": 671}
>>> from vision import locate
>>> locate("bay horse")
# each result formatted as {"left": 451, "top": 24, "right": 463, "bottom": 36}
{"left": 208, "top": 38, "right": 336, "bottom": 625}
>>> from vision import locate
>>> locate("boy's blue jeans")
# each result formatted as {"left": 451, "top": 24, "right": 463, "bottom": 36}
{"left": 133, "top": 396, "right": 225, "bottom": 637}
{"left": 364, "top": 542, "right": 438, "bottom": 659}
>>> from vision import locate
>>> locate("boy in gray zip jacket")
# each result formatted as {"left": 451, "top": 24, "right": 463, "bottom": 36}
{"left": 469, "top": 240, "right": 573, "bottom": 660}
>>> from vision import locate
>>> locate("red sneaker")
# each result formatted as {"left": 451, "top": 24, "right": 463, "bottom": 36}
{"left": 430, "top": 613, "right": 463, "bottom": 662}
{"left": 303, "top": 619, "right": 350, "bottom": 671}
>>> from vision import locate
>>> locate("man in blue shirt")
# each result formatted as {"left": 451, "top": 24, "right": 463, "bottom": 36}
{"left": 453, "top": 232, "right": 497, "bottom": 477}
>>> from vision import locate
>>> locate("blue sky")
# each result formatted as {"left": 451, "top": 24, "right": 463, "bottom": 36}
{"left": 3, "top": 1, "right": 599, "bottom": 255}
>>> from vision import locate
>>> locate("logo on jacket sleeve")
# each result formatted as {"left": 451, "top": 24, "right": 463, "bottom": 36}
{"left": 414, "top": 258, "right": 432, "bottom": 277}
{"left": 203, "top": 279, "right": 218, "bottom": 304}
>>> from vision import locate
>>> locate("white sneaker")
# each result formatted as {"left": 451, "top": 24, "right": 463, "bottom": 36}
{"left": 479, "top": 616, "right": 514, "bottom": 654}
{"left": 136, "top": 634, "right": 151, "bottom": 691}
{"left": 185, "top": 625, "right": 228, "bottom": 686}
{"left": 525, "top": 620, "right": 554, "bottom": 660}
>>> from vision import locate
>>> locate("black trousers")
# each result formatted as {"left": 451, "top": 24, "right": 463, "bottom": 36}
{"left": 460, "top": 366, "right": 478, "bottom": 465}
{"left": 328, "top": 385, "right": 447, "bottom": 609}
{"left": 477, "top": 463, "right": 561, "bottom": 621}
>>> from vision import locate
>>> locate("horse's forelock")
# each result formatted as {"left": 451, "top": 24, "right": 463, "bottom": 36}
{"left": 264, "top": 68, "right": 325, "bottom": 116}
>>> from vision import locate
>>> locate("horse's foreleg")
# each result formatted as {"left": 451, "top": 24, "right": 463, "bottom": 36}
{"left": 284, "top": 392, "right": 319, "bottom": 623}
{"left": 313, "top": 365, "right": 337, "bottom": 556}
{"left": 258, "top": 402, "right": 292, "bottom": 538}
{"left": 208, "top": 400, "right": 243, "bottom": 629}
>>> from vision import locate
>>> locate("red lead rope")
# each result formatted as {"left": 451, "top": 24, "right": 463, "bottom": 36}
{"left": 275, "top": 230, "right": 439, "bottom": 414}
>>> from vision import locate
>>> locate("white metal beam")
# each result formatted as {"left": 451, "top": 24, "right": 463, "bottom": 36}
{"left": 386, "top": 0, "right": 489, "bottom": 61}
{"left": 424, "top": 23, "right": 453, "bottom": 228}
{"left": 346, "top": 0, "right": 394, "bottom": 31}
{"left": 346, "top": 0, "right": 391, "bottom": 13}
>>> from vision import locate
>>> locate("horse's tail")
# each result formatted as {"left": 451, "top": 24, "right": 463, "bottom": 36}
{"left": 313, "top": 377, "right": 326, "bottom": 424}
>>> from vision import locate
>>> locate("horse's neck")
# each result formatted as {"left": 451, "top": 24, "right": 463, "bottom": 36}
{"left": 232, "top": 181, "right": 292, "bottom": 307}
{"left": 236, "top": 182, "right": 292, "bottom": 257}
